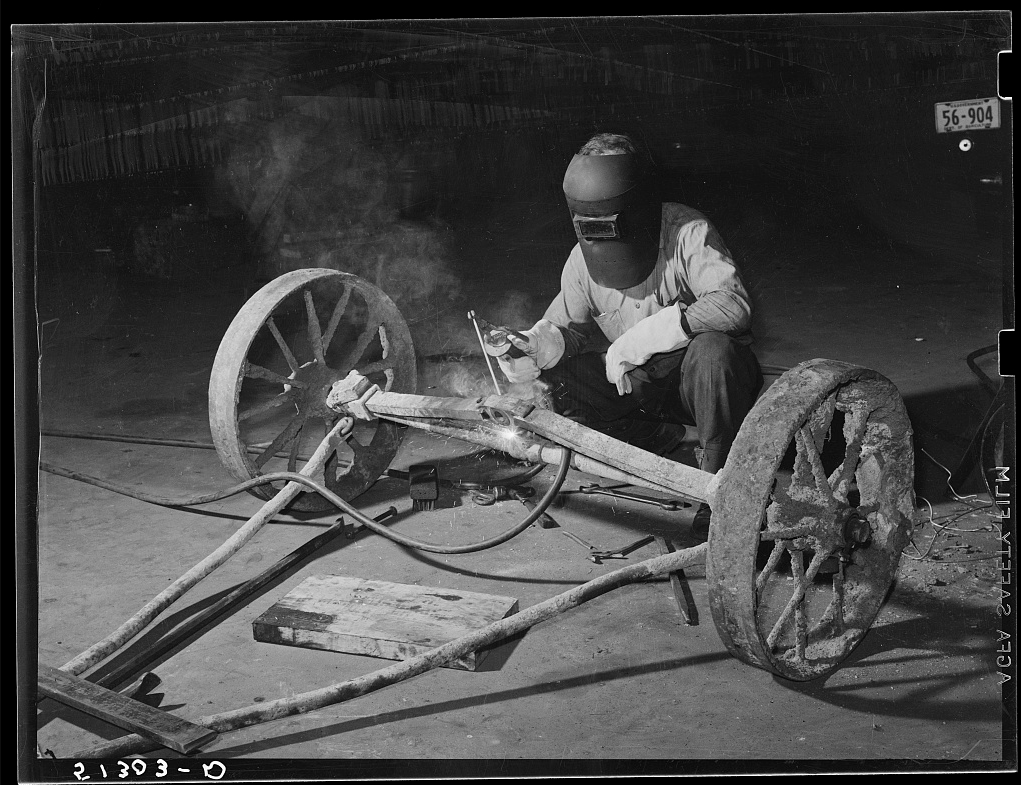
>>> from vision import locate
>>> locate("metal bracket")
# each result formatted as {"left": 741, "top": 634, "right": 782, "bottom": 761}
{"left": 327, "top": 371, "right": 380, "bottom": 420}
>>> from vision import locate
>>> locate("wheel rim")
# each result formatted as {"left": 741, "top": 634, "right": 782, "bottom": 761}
{"left": 209, "top": 269, "right": 416, "bottom": 512}
{"left": 707, "top": 359, "right": 915, "bottom": 681}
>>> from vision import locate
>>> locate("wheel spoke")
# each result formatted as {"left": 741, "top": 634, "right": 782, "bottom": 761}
{"left": 245, "top": 361, "right": 308, "bottom": 389}
{"left": 755, "top": 541, "right": 786, "bottom": 598}
{"left": 794, "top": 426, "right": 832, "bottom": 498}
{"left": 828, "top": 405, "right": 869, "bottom": 502}
{"left": 304, "top": 289, "right": 325, "bottom": 364}
{"left": 356, "top": 358, "right": 395, "bottom": 377}
{"left": 321, "top": 285, "right": 353, "bottom": 357}
{"left": 254, "top": 412, "right": 307, "bottom": 469}
{"left": 238, "top": 389, "right": 297, "bottom": 423}
{"left": 266, "top": 317, "right": 300, "bottom": 373}
{"left": 338, "top": 317, "right": 384, "bottom": 371}
{"left": 790, "top": 551, "right": 808, "bottom": 661}
{"left": 765, "top": 548, "right": 830, "bottom": 651}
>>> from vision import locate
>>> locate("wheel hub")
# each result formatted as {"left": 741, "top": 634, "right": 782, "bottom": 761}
{"left": 290, "top": 360, "right": 344, "bottom": 420}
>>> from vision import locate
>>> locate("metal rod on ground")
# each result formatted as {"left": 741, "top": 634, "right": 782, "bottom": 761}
{"left": 468, "top": 310, "right": 504, "bottom": 396}
{"left": 59, "top": 419, "right": 350, "bottom": 678}
{"left": 70, "top": 543, "right": 708, "bottom": 759}
{"left": 655, "top": 535, "right": 699, "bottom": 626}
{"left": 91, "top": 507, "right": 396, "bottom": 691}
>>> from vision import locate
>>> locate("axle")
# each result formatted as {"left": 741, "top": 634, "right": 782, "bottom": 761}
{"left": 327, "top": 370, "right": 716, "bottom": 506}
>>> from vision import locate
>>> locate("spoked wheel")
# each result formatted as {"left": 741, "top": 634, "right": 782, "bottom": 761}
{"left": 209, "top": 269, "right": 416, "bottom": 512}
{"left": 707, "top": 359, "right": 916, "bottom": 681}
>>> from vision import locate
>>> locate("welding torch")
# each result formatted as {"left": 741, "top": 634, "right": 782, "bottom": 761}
{"left": 468, "top": 311, "right": 529, "bottom": 360}
{"left": 467, "top": 310, "right": 532, "bottom": 395}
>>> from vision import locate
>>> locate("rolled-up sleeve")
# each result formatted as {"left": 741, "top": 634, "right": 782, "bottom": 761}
{"left": 676, "top": 220, "right": 752, "bottom": 336}
{"left": 542, "top": 247, "right": 599, "bottom": 358}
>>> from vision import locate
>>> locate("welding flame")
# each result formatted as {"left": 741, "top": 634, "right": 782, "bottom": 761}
{"left": 499, "top": 426, "right": 521, "bottom": 441}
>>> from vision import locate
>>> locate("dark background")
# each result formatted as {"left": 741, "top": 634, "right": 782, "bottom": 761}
{"left": 13, "top": 15, "right": 1010, "bottom": 322}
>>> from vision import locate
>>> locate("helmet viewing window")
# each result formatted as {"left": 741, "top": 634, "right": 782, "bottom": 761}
{"left": 573, "top": 213, "right": 622, "bottom": 241}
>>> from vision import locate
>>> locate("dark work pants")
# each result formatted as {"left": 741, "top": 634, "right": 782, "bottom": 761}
{"left": 539, "top": 332, "right": 763, "bottom": 473}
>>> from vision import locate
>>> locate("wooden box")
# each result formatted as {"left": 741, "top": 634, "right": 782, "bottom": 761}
{"left": 253, "top": 575, "right": 519, "bottom": 671}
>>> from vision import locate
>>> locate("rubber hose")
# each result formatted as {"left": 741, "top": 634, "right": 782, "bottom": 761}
{"left": 40, "top": 463, "right": 333, "bottom": 508}
{"left": 40, "top": 449, "right": 573, "bottom": 555}
{"left": 322, "top": 448, "right": 573, "bottom": 554}
{"left": 449, "top": 459, "right": 547, "bottom": 491}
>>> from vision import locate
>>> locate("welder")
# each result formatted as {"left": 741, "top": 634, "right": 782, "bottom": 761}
{"left": 496, "top": 132, "right": 763, "bottom": 541}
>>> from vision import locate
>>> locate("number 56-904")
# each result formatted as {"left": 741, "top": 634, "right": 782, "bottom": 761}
{"left": 935, "top": 97, "right": 1001, "bottom": 133}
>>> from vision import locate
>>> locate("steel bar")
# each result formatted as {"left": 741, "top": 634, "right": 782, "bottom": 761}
{"left": 339, "top": 386, "right": 712, "bottom": 502}
{"left": 70, "top": 543, "right": 708, "bottom": 759}
{"left": 59, "top": 419, "right": 349, "bottom": 678}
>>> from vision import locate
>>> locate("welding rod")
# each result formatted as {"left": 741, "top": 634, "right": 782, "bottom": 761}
{"left": 467, "top": 310, "right": 504, "bottom": 396}
{"left": 71, "top": 543, "right": 708, "bottom": 759}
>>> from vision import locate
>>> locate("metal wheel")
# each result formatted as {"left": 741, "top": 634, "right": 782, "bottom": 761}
{"left": 209, "top": 269, "right": 416, "bottom": 512}
{"left": 707, "top": 359, "right": 915, "bottom": 681}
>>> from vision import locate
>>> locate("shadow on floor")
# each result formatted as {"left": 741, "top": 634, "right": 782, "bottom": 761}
{"left": 770, "top": 581, "right": 999, "bottom": 723}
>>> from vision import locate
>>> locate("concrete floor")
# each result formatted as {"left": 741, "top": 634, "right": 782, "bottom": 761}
{"left": 28, "top": 180, "right": 1011, "bottom": 776}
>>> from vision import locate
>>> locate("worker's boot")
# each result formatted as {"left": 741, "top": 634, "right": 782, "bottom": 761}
{"left": 691, "top": 503, "right": 712, "bottom": 543}
{"left": 690, "top": 446, "right": 726, "bottom": 543}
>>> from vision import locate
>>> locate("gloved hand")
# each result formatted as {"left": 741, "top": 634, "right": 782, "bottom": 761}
{"left": 605, "top": 305, "right": 690, "bottom": 395}
{"left": 496, "top": 319, "right": 566, "bottom": 384}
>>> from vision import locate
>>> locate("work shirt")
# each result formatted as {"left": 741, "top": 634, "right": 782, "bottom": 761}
{"left": 543, "top": 202, "right": 753, "bottom": 358}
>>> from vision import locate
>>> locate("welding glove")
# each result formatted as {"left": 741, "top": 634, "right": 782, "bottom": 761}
{"left": 605, "top": 305, "right": 691, "bottom": 395}
{"left": 497, "top": 319, "right": 566, "bottom": 384}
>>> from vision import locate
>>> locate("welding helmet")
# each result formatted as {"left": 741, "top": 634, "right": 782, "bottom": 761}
{"left": 563, "top": 152, "right": 661, "bottom": 289}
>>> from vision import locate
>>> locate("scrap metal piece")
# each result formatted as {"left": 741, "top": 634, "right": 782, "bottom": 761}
{"left": 510, "top": 488, "right": 558, "bottom": 529}
{"left": 655, "top": 535, "right": 698, "bottom": 626}
{"left": 587, "top": 535, "right": 656, "bottom": 564}
{"left": 569, "top": 483, "right": 692, "bottom": 511}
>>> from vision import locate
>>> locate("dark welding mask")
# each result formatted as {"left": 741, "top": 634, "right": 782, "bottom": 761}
{"left": 563, "top": 152, "right": 661, "bottom": 290}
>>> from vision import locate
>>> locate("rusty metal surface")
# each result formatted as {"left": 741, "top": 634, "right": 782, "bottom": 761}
{"left": 706, "top": 358, "right": 916, "bottom": 681}
{"left": 208, "top": 270, "right": 416, "bottom": 511}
